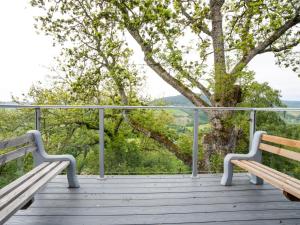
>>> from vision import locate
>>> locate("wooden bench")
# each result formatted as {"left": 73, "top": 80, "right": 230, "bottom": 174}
{"left": 221, "top": 131, "right": 300, "bottom": 201}
{"left": 0, "top": 130, "right": 80, "bottom": 224}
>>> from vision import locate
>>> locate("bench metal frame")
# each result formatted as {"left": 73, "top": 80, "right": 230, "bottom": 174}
{"left": 29, "top": 130, "right": 80, "bottom": 188}
{"left": 221, "top": 131, "right": 266, "bottom": 186}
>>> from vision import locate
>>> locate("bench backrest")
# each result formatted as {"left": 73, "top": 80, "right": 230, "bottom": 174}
{"left": 259, "top": 134, "right": 300, "bottom": 162}
{"left": 0, "top": 133, "right": 37, "bottom": 166}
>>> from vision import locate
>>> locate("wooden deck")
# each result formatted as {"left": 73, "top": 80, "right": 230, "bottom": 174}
{"left": 5, "top": 174, "right": 300, "bottom": 225}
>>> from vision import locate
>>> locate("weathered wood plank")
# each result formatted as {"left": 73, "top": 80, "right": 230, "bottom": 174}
{"left": 51, "top": 176, "right": 247, "bottom": 182}
{"left": 45, "top": 178, "right": 253, "bottom": 188}
{"left": 261, "top": 134, "right": 300, "bottom": 149}
{"left": 0, "top": 161, "right": 69, "bottom": 224}
{"left": 53, "top": 173, "right": 247, "bottom": 180}
{"left": 19, "top": 205, "right": 300, "bottom": 218}
{"left": 0, "top": 134, "right": 34, "bottom": 150}
{"left": 30, "top": 194, "right": 288, "bottom": 208}
{"left": 171, "top": 220, "right": 300, "bottom": 225}
{"left": 7, "top": 218, "right": 299, "bottom": 225}
{"left": 6, "top": 210, "right": 300, "bottom": 225}
{"left": 38, "top": 184, "right": 275, "bottom": 195}
{"left": 259, "top": 143, "right": 300, "bottom": 162}
{"left": 0, "top": 145, "right": 37, "bottom": 165}
{"left": 17, "top": 201, "right": 300, "bottom": 216}
{"left": 35, "top": 189, "right": 281, "bottom": 200}
{"left": 52, "top": 177, "right": 228, "bottom": 183}
{"left": 0, "top": 162, "right": 49, "bottom": 198}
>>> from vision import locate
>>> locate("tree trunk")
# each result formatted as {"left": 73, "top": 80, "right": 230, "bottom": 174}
{"left": 199, "top": 0, "right": 236, "bottom": 171}
{"left": 202, "top": 110, "right": 242, "bottom": 172}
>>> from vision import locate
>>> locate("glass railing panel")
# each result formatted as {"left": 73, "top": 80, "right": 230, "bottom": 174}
{"left": 0, "top": 108, "right": 35, "bottom": 187}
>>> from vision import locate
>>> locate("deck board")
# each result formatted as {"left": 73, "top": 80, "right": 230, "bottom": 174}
{"left": 5, "top": 174, "right": 300, "bottom": 225}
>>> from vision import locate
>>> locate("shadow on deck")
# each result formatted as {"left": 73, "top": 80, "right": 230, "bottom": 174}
{"left": 6, "top": 174, "right": 300, "bottom": 225}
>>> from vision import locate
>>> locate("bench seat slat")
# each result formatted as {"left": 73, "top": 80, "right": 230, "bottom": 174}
{"left": 231, "top": 160, "right": 300, "bottom": 199}
{"left": 261, "top": 134, "right": 300, "bottom": 149}
{"left": 0, "top": 162, "right": 61, "bottom": 210}
{"left": 241, "top": 160, "right": 300, "bottom": 190}
{"left": 250, "top": 160, "right": 300, "bottom": 187}
{"left": 0, "top": 161, "right": 69, "bottom": 224}
{"left": 259, "top": 143, "right": 300, "bottom": 162}
{"left": 0, "top": 162, "right": 50, "bottom": 198}
{"left": 0, "top": 134, "right": 34, "bottom": 150}
{"left": 0, "top": 145, "right": 37, "bottom": 166}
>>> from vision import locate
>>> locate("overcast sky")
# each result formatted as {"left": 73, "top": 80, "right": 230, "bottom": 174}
{"left": 0, "top": 1, "right": 299, "bottom": 102}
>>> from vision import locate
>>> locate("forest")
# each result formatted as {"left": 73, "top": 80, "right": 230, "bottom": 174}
{"left": 1, "top": 0, "right": 300, "bottom": 186}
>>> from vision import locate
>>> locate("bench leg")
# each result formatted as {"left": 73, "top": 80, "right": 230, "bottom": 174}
{"left": 221, "top": 158, "right": 233, "bottom": 186}
{"left": 66, "top": 157, "right": 80, "bottom": 188}
{"left": 249, "top": 174, "right": 264, "bottom": 185}
{"left": 283, "top": 191, "right": 300, "bottom": 201}
{"left": 249, "top": 150, "right": 263, "bottom": 185}
{"left": 21, "top": 197, "right": 34, "bottom": 210}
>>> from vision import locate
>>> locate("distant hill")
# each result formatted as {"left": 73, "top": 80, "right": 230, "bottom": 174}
{"left": 151, "top": 95, "right": 193, "bottom": 106}
{"left": 0, "top": 102, "right": 17, "bottom": 105}
{"left": 151, "top": 95, "right": 209, "bottom": 124}
{"left": 152, "top": 94, "right": 209, "bottom": 106}
{"left": 283, "top": 101, "right": 300, "bottom": 108}
{"left": 152, "top": 95, "right": 300, "bottom": 124}
{"left": 153, "top": 95, "right": 300, "bottom": 108}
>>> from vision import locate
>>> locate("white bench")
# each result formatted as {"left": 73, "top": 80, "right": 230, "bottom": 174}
{"left": 221, "top": 131, "right": 300, "bottom": 201}
{"left": 0, "top": 130, "right": 80, "bottom": 224}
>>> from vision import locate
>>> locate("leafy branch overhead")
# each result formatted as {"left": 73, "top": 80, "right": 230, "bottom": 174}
{"left": 29, "top": 0, "right": 300, "bottom": 170}
{"left": 31, "top": 0, "right": 300, "bottom": 105}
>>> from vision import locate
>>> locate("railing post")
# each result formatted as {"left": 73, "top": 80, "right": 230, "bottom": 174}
{"left": 249, "top": 110, "right": 256, "bottom": 147}
{"left": 249, "top": 110, "right": 262, "bottom": 183}
{"left": 99, "top": 108, "right": 105, "bottom": 179}
{"left": 35, "top": 108, "right": 41, "bottom": 131}
{"left": 192, "top": 109, "right": 199, "bottom": 177}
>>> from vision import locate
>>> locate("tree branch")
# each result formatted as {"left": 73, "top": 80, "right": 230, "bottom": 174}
{"left": 179, "top": 2, "right": 212, "bottom": 36}
{"left": 260, "top": 41, "right": 300, "bottom": 53}
{"left": 160, "top": 32, "right": 213, "bottom": 105}
{"left": 230, "top": 13, "right": 300, "bottom": 75}
{"left": 116, "top": 4, "right": 208, "bottom": 107}
{"left": 112, "top": 72, "right": 193, "bottom": 166}
{"left": 128, "top": 119, "right": 192, "bottom": 166}
{"left": 175, "top": 66, "right": 213, "bottom": 105}
{"left": 134, "top": 29, "right": 208, "bottom": 107}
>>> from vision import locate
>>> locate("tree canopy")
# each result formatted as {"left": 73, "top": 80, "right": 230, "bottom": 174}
{"left": 28, "top": 0, "right": 300, "bottom": 169}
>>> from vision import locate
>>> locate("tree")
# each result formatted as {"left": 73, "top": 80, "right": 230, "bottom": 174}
{"left": 30, "top": 0, "right": 194, "bottom": 166}
{"left": 30, "top": 0, "right": 300, "bottom": 169}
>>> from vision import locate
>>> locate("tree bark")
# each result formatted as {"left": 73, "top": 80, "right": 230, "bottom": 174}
{"left": 210, "top": 0, "right": 228, "bottom": 105}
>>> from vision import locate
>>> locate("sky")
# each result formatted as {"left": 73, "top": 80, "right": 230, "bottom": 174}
{"left": 0, "top": 1, "right": 300, "bottom": 102}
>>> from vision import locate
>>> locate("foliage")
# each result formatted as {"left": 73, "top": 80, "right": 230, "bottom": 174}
{"left": 27, "top": 0, "right": 300, "bottom": 169}
{"left": 1, "top": 0, "right": 300, "bottom": 186}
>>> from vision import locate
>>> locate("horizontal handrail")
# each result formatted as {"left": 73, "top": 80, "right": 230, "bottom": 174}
{"left": 1, "top": 104, "right": 300, "bottom": 111}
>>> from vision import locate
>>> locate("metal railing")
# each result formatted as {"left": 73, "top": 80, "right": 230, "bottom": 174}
{"left": 1, "top": 104, "right": 300, "bottom": 178}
